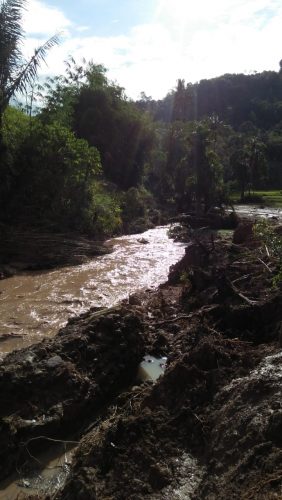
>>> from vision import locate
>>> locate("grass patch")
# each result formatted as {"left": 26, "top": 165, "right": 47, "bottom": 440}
{"left": 217, "top": 229, "right": 234, "bottom": 242}
{"left": 230, "top": 190, "right": 282, "bottom": 208}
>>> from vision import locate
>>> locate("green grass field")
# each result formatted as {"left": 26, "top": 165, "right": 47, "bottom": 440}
{"left": 254, "top": 191, "right": 282, "bottom": 207}
{"left": 231, "top": 190, "right": 282, "bottom": 208}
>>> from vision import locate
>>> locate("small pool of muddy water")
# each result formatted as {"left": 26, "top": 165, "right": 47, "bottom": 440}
{"left": 0, "top": 444, "right": 75, "bottom": 500}
{"left": 137, "top": 355, "right": 167, "bottom": 381}
{"left": 0, "top": 226, "right": 186, "bottom": 355}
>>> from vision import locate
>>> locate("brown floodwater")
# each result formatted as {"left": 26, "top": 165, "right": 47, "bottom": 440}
{"left": 0, "top": 226, "right": 185, "bottom": 356}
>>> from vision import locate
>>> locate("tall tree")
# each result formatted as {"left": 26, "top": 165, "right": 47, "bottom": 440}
{"left": 172, "top": 79, "right": 191, "bottom": 121}
{"left": 230, "top": 134, "right": 267, "bottom": 199}
{"left": 0, "top": 0, "right": 59, "bottom": 130}
{"left": 190, "top": 119, "right": 225, "bottom": 213}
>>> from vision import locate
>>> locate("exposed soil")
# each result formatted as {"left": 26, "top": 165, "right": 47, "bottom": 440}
{"left": 0, "top": 307, "right": 145, "bottom": 480}
{"left": 1, "top": 216, "right": 282, "bottom": 499}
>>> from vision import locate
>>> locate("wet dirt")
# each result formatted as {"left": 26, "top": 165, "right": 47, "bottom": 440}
{"left": 0, "top": 306, "right": 145, "bottom": 483}
{"left": 54, "top": 223, "right": 282, "bottom": 500}
{"left": 1, "top": 216, "right": 282, "bottom": 499}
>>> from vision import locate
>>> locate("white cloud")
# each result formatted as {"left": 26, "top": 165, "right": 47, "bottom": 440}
{"left": 22, "top": 0, "right": 282, "bottom": 99}
{"left": 23, "top": 0, "right": 72, "bottom": 36}
{"left": 75, "top": 26, "right": 90, "bottom": 33}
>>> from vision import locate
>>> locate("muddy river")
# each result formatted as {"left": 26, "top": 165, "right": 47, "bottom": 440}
{"left": 0, "top": 226, "right": 185, "bottom": 356}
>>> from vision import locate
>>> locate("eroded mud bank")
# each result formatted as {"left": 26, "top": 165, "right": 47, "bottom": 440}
{"left": 0, "top": 307, "right": 144, "bottom": 481}
{"left": 0, "top": 229, "right": 112, "bottom": 280}
{"left": 1, "top": 219, "right": 282, "bottom": 499}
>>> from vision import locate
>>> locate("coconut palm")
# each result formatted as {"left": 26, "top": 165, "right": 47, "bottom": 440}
{"left": 0, "top": 0, "right": 59, "bottom": 126}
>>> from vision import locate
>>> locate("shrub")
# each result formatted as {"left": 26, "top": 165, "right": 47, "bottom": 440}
{"left": 254, "top": 219, "right": 282, "bottom": 285}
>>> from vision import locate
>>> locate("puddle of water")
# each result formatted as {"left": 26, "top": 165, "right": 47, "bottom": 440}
{"left": 0, "top": 226, "right": 185, "bottom": 355}
{"left": 0, "top": 444, "right": 75, "bottom": 500}
{"left": 137, "top": 355, "right": 167, "bottom": 382}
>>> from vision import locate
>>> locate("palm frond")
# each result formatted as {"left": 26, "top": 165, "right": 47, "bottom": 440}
{"left": 0, "top": 1, "right": 60, "bottom": 112}
{"left": 0, "top": 0, "right": 26, "bottom": 91}
{"left": 6, "top": 33, "right": 60, "bottom": 101}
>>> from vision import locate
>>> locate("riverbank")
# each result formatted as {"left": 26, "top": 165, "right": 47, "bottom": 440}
{"left": 0, "top": 217, "right": 281, "bottom": 499}
{"left": 0, "top": 209, "right": 166, "bottom": 280}
{"left": 0, "top": 226, "right": 114, "bottom": 280}
{"left": 0, "top": 226, "right": 185, "bottom": 355}
{"left": 0, "top": 210, "right": 236, "bottom": 281}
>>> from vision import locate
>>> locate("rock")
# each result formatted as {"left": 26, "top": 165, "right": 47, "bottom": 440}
{"left": 45, "top": 355, "right": 64, "bottom": 368}
{"left": 128, "top": 294, "right": 142, "bottom": 306}
{"left": 137, "top": 238, "right": 149, "bottom": 244}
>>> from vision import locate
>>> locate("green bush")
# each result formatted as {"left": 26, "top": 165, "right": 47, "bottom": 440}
{"left": 254, "top": 219, "right": 282, "bottom": 285}
{"left": 121, "top": 186, "right": 155, "bottom": 228}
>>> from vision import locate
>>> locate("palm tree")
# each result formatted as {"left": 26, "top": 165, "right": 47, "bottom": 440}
{"left": 0, "top": 0, "right": 59, "bottom": 128}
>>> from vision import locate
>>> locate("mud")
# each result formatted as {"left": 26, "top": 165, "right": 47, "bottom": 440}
{"left": 0, "top": 307, "right": 144, "bottom": 481}
{"left": 1, "top": 218, "right": 282, "bottom": 499}
{"left": 196, "top": 350, "right": 282, "bottom": 499}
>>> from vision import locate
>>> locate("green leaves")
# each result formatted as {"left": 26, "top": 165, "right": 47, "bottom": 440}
{"left": 0, "top": 0, "right": 59, "bottom": 117}
{"left": 254, "top": 219, "right": 282, "bottom": 285}
{"left": 7, "top": 33, "right": 60, "bottom": 101}
{"left": 230, "top": 134, "right": 267, "bottom": 199}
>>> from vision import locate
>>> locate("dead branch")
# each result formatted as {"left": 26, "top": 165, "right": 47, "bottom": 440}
{"left": 257, "top": 257, "right": 272, "bottom": 273}
{"left": 227, "top": 279, "right": 259, "bottom": 306}
{"left": 231, "top": 274, "right": 251, "bottom": 285}
{"left": 21, "top": 436, "right": 79, "bottom": 447}
{"left": 151, "top": 314, "right": 193, "bottom": 327}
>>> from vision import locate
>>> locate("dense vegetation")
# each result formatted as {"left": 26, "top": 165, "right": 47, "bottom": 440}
{"left": 1, "top": 0, "right": 282, "bottom": 238}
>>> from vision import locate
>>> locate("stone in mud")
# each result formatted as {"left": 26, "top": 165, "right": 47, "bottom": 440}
{"left": 137, "top": 237, "right": 149, "bottom": 244}
{"left": 45, "top": 355, "right": 64, "bottom": 368}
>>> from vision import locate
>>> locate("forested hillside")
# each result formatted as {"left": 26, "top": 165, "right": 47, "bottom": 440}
{"left": 137, "top": 68, "right": 282, "bottom": 207}
{"left": 1, "top": 0, "right": 282, "bottom": 237}
{"left": 138, "top": 68, "right": 282, "bottom": 128}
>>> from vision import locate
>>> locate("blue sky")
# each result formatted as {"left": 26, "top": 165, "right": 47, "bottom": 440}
{"left": 42, "top": 0, "right": 154, "bottom": 36}
{"left": 23, "top": 0, "right": 282, "bottom": 99}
